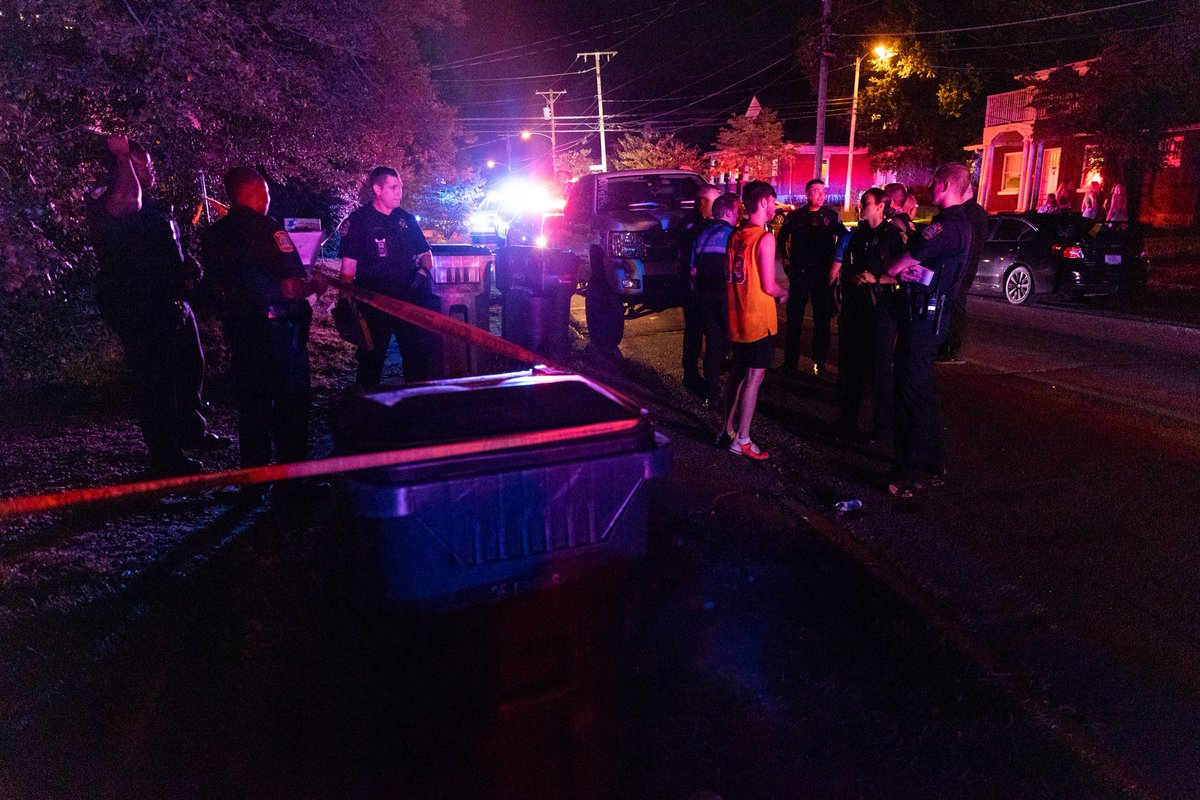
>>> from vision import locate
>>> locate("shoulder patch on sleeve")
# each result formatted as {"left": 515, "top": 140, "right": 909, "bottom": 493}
{"left": 274, "top": 230, "right": 296, "bottom": 253}
{"left": 922, "top": 222, "right": 942, "bottom": 240}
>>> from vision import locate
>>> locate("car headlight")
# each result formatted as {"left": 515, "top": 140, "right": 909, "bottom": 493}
{"left": 608, "top": 230, "right": 645, "bottom": 259}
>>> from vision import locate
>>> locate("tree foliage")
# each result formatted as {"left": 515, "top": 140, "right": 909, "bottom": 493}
{"left": 0, "top": 0, "right": 464, "bottom": 301}
{"left": 796, "top": 0, "right": 1093, "bottom": 182}
{"left": 855, "top": 42, "right": 982, "bottom": 181}
{"left": 553, "top": 147, "right": 597, "bottom": 191}
{"left": 1031, "top": 0, "right": 1200, "bottom": 215}
{"left": 713, "top": 107, "right": 790, "bottom": 180}
{"left": 612, "top": 133, "right": 702, "bottom": 173}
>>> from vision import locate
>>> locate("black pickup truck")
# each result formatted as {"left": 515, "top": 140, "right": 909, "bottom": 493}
{"left": 540, "top": 169, "right": 709, "bottom": 351}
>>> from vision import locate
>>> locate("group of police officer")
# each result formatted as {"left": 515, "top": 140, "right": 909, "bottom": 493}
{"left": 683, "top": 164, "right": 985, "bottom": 497}
{"left": 88, "top": 137, "right": 435, "bottom": 481}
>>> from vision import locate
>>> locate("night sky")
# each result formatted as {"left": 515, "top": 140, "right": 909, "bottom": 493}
{"left": 428, "top": 0, "right": 823, "bottom": 168}
{"left": 425, "top": 0, "right": 1156, "bottom": 171}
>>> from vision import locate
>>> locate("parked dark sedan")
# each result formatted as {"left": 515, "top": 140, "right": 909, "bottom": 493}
{"left": 969, "top": 213, "right": 1147, "bottom": 305}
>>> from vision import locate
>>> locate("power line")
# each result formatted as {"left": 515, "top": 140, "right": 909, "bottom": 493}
{"left": 834, "top": 0, "right": 1159, "bottom": 38}
{"left": 613, "top": 28, "right": 799, "bottom": 119}
{"left": 925, "top": 21, "right": 1166, "bottom": 53}
{"left": 433, "top": 69, "right": 591, "bottom": 84}
{"left": 429, "top": 1, "right": 698, "bottom": 72}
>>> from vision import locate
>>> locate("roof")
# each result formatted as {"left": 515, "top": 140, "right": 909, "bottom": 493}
{"left": 599, "top": 169, "right": 705, "bottom": 178}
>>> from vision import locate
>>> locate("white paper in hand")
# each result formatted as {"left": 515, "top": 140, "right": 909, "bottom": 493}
{"left": 906, "top": 265, "right": 935, "bottom": 286}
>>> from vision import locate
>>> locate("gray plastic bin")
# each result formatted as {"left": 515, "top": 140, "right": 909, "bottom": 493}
{"left": 333, "top": 368, "right": 669, "bottom": 610}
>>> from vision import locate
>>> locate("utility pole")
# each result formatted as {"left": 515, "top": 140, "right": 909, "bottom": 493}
{"left": 813, "top": 0, "right": 833, "bottom": 183}
{"left": 843, "top": 55, "right": 862, "bottom": 211}
{"left": 578, "top": 51, "right": 617, "bottom": 172}
{"left": 535, "top": 89, "right": 566, "bottom": 176}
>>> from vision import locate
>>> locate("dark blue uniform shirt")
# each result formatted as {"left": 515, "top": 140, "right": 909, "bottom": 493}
{"left": 778, "top": 205, "right": 847, "bottom": 271}
{"left": 907, "top": 203, "right": 972, "bottom": 300}
{"left": 200, "top": 206, "right": 308, "bottom": 320}
{"left": 340, "top": 205, "right": 430, "bottom": 297}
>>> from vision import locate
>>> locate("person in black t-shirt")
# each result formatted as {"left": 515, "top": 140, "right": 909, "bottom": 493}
{"left": 85, "top": 135, "right": 225, "bottom": 476}
{"left": 201, "top": 167, "right": 327, "bottom": 469}
{"left": 338, "top": 166, "right": 441, "bottom": 385}
{"left": 937, "top": 191, "right": 989, "bottom": 362}
{"left": 885, "top": 163, "right": 974, "bottom": 497}
{"left": 776, "top": 178, "right": 847, "bottom": 376}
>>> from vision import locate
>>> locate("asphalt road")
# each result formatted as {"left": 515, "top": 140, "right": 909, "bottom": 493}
{"left": 4, "top": 281, "right": 1197, "bottom": 799}
{"left": 596, "top": 287, "right": 1200, "bottom": 800}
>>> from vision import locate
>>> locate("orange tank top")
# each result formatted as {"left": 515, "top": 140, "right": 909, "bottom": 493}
{"left": 727, "top": 224, "right": 777, "bottom": 342}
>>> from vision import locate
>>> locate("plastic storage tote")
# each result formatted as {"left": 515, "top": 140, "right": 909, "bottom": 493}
{"left": 333, "top": 368, "right": 670, "bottom": 610}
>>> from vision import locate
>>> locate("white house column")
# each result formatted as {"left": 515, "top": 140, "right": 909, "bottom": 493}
{"left": 978, "top": 143, "right": 994, "bottom": 208}
{"left": 1016, "top": 138, "right": 1033, "bottom": 212}
{"left": 1028, "top": 141, "right": 1044, "bottom": 210}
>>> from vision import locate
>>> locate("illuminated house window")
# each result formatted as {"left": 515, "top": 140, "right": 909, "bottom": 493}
{"left": 1162, "top": 136, "right": 1184, "bottom": 168}
{"left": 1000, "top": 151, "right": 1022, "bottom": 194}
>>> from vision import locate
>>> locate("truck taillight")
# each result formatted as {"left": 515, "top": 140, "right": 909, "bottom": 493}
{"left": 608, "top": 231, "right": 645, "bottom": 259}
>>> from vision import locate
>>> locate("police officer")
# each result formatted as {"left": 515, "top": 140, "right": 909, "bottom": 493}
{"left": 885, "top": 163, "right": 974, "bottom": 497}
{"left": 339, "top": 166, "right": 441, "bottom": 386}
{"left": 691, "top": 191, "right": 739, "bottom": 418}
{"left": 835, "top": 188, "right": 905, "bottom": 442}
{"left": 200, "top": 167, "right": 327, "bottom": 470}
{"left": 776, "top": 178, "right": 847, "bottom": 376}
{"left": 882, "top": 182, "right": 916, "bottom": 242}
{"left": 937, "top": 186, "right": 989, "bottom": 362}
{"left": 681, "top": 184, "right": 721, "bottom": 398}
{"left": 86, "top": 135, "right": 226, "bottom": 476}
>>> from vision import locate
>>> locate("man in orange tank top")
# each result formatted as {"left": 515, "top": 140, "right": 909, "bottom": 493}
{"left": 723, "top": 180, "right": 789, "bottom": 460}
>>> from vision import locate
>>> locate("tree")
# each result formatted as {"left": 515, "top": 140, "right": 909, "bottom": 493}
{"left": 795, "top": 0, "right": 1093, "bottom": 187}
{"left": 0, "top": 0, "right": 464, "bottom": 299}
{"left": 713, "top": 107, "right": 790, "bottom": 181}
{"left": 553, "top": 147, "right": 596, "bottom": 191}
{"left": 612, "top": 133, "right": 702, "bottom": 173}
{"left": 1031, "top": 1, "right": 1200, "bottom": 220}
{"left": 854, "top": 42, "right": 982, "bottom": 184}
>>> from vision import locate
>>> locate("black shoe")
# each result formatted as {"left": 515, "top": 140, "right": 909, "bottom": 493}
{"left": 888, "top": 478, "right": 927, "bottom": 499}
{"left": 924, "top": 465, "right": 948, "bottom": 488}
{"left": 183, "top": 433, "right": 234, "bottom": 452}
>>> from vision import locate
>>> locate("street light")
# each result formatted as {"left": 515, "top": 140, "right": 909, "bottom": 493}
{"left": 844, "top": 45, "right": 896, "bottom": 211}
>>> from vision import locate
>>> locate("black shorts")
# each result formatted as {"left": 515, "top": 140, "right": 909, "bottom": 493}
{"left": 731, "top": 334, "right": 775, "bottom": 369}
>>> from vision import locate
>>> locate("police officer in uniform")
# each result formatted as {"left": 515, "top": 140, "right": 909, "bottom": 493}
{"left": 86, "top": 135, "right": 226, "bottom": 476}
{"left": 681, "top": 184, "right": 721, "bottom": 398}
{"left": 200, "top": 167, "right": 327, "bottom": 470}
{"left": 937, "top": 187, "right": 989, "bottom": 362}
{"left": 835, "top": 188, "right": 905, "bottom": 441}
{"left": 339, "top": 166, "right": 441, "bottom": 386}
{"left": 776, "top": 178, "right": 847, "bottom": 375}
{"left": 691, "top": 191, "right": 739, "bottom": 418}
{"left": 886, "top": 163, "right": 974, "bottom": 497}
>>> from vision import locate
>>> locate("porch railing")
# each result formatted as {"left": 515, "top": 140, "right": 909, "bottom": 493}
{"left": 985, "top": 87, "right": 1037, "bottom": 127}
